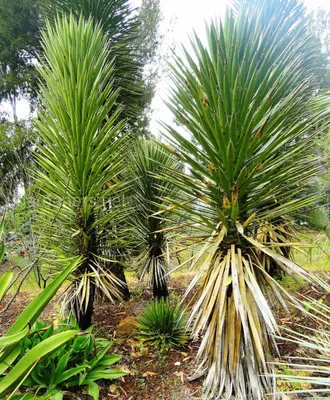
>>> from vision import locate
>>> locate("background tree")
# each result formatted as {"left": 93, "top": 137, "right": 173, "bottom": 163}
{"left": 0, "top": 0, "right": 40, "bottom": 210}
{"left": 0, "top": 0, "right": 41, "bottom": 120}
{"left": 310, "top": 8, "right": 330, "bottom": 89}
{"left": 35, "top": 16, "right": 132, "bottom": 329}
{"left": 134, "top": 0, "right": 166, "bottom": 136}
{"left": 0, "top": 119, "right": 34, "bottom": 206}
{"left": 298, "top": 9, "right": 330, "bottom": 233}
{"left": 162, "top": 0, "right": 330, "bottom": 397}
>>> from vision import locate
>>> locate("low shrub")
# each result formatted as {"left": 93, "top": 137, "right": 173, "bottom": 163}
{"left": 0, "top": 259, "right": 81, "bottom": 399}
{"left": 14, "top": 317, "right": 126, "bottom": 399}
{"left": 135, "top": 299, "right": 189, "bottom": 352}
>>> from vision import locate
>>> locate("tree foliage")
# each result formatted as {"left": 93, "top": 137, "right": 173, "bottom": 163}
{"left": 0, "top": 0, "right": 40, "bottom": 118}
{"left": 134, "top": 0, "right": 165, "bottom": 136}
{"left": 0, "top": 119, "right": 34, "bottom": 206}
{"left": 40, "top": 0, "right": 162, "bottom": 135}
{"left": 309, "top": 8, "right": 330, "bottom": 89}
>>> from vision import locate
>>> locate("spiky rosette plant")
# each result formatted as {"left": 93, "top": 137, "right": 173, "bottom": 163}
{"left": 136, "top": 299, "right": 188, "bottom": 351}
{"left": 130, "top": 140, "right": 182, "bottom": 299}
{"left": 35, "top": 16, "right": 132, "bottom": 330}
{"left": 162, "top": 0, "right": 330, "bottom": 398}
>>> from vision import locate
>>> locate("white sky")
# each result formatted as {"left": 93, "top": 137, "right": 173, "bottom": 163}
{"left": 8, "top": 0, "right": 330, "bottom": 133}
{"left": 139, "top": 0, "right": 330, "bottom": 136}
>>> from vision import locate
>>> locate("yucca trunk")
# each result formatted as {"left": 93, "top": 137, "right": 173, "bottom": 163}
{"left": 150, "top": 246, "right": 169, "bottom": 300}
{"left": 74, "top": 272, "right": 95, "bottom": 330}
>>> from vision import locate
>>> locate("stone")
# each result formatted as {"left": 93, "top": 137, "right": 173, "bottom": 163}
{"left": 116, "top": 316, "right": 138, "bottom": 337}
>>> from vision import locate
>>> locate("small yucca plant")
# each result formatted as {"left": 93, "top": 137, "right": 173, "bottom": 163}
{"left": 136, "top": 299, "right": 188, "bottom": 351}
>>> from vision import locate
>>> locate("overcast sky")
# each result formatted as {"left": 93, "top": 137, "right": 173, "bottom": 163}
{"left": 9, "top": 0, "right": 330, "bottom": 131}
{"left": 138, "top": 0, "right": 330, "bottom": 136}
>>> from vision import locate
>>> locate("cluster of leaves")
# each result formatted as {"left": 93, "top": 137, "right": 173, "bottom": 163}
{"left": 15, "top": 318, "right": 125, "bottom": 400}
{"left": 0, "top": 260, "right": 81, "bottom": 398}
{"left": 136, "top": 299, "right": 188, "bottom": 352}
{"left": 0, "top": 219, "right": 124, "bottom": 400}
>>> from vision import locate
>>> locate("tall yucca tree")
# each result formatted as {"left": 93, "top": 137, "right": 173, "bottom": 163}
{"left": 130, "top": 140, "right": 182, "bottom": 299}
{"left": 35, "top": 16, "right": 131, "bottom": 329}
{"left": 162, "top": 0, "right": 330, "bottom": 398}
{"left": 40, "top": 0, "right": 145, "bottom": 300}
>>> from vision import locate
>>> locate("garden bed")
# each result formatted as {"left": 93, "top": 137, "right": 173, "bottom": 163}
{"left": 1, "top": 272, "right": 329, "bottom": 399}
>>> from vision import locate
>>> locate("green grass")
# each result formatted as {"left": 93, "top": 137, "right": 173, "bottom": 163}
{"left": 294, "top": 231, "right": 330, "bottom": 272}
{"left": 279, "top": 230, "right": 330, "bottom": 291}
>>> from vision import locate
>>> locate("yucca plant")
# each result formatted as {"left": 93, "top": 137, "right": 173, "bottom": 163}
{"left": 161, "top": 0, "right": 330, "bottom": 398}
{"left": 35, "top": 16, "right": 132, "bottom": 329}
{"left": 130, "top": 140, "right": 182, "bottom": 299}
{"left": 40, "top": 0, "right": 145, "bottom": 299}
{"left": 136, "top": 299, "right": 188, "bottom": 352}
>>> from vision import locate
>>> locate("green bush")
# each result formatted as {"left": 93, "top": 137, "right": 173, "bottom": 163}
{"left": 307, "top": 208, "right": 329, "bottom": 230}
{"left": 136, "top": 299, "right": 189, "bottom": 352}
{"left": 0, "top": 259, "right": 81, "bottom": 398}
{"left": 14, "top": 317, "right": 126, "bottom": 399}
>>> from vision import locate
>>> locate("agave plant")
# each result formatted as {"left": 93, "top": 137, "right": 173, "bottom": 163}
{"left": 130, "top": 140, "right": 182, "bottom": 299}
{"left": 161, "top": 0, "right": 330, "bottom": 398}
{"left": 35, "top": 16, "right": 132, "bottom": 329}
